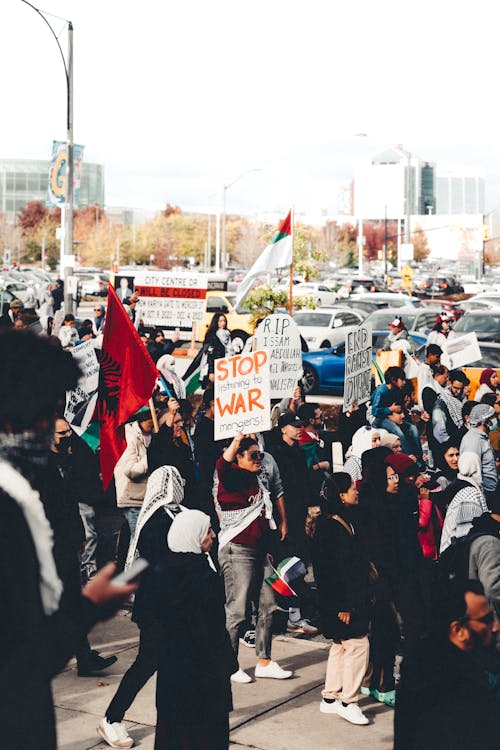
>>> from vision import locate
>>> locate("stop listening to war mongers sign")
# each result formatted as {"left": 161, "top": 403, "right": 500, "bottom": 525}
{"left": 214, "top": 351, "right": 271, "bottom": 440}
{"left": 343, "top": 323, "right": 372, "bottom": 413}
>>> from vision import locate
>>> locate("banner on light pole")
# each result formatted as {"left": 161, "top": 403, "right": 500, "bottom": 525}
{"left": 48, "top": 140, "right": 85, "bottom": 207}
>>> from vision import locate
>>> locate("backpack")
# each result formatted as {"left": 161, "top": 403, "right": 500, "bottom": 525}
{"left": 437, "top": 528, "right": 498, "bottom": 585}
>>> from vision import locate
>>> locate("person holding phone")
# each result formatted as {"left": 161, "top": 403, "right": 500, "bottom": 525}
{"left": 0, "top": 330, "right": 136, "bottom": 750}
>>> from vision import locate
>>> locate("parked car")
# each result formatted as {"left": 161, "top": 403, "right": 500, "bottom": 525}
{"left": 418, "top": 275, "right": 464, "bottom": 297}
{"left": 0, "top": 277, "right": 30, "bottom": 305}
{"left": 300, "top": 330, "right": 427, "bottom": 394}
{"left": 347, "top": 277, "right": 389, "bottom": 294}
{"left": 74, "top": 271, "right": 109, "bottom": 297}
{"left": 0, "top": 288, "right": 23, "bottom": 317}
{"left": 349, "top": 292, "right": 422, "bottom": 308}
{"left": 293, "top": 308, "right": 365, "bottom": 350}
{"left": 363, "top": 307, "right": 441, "bottom": 335}
{"left": 292, "top": 282, "right": 338, "bottom": 306}
{"left": 325, "top": 298, "right": 390, "bottom": 316}
{"left": 452, "top": 310, "right": 500, "bottom": 343}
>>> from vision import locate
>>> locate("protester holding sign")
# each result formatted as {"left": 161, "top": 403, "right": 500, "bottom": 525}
{"left": 216, "top": 432, "right": 292, "bottom": 685}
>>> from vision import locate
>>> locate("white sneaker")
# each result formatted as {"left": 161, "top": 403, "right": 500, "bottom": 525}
{"left": 287, "top": 618, "right": 319, "bottom": 636}
{"left": 230, "top": 667, "right": 252, "bottom": 684}
{"left": 335, "top": 702, "right": 369, "bottom": 725}
{"left": 320, "top": 699, "right": 341, "bottom": 714}
{"left": 254, "top": 660, "right": 293, "bottom": 679}
{"left": 97, "top": 717, "right": 134, "bottom": 748}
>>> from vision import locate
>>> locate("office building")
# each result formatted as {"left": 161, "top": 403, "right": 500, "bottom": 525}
{"left": 0, "top": 157, "right": 105, "bottom": 223}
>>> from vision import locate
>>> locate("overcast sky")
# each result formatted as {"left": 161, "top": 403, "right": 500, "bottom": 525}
{"left": 2, "top": 0, "right": 500, "bottom": 218}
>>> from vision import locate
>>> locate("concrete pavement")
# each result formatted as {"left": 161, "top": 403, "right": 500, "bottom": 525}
{"left": 54, "top": 610, "right": 393, "bottom": 750}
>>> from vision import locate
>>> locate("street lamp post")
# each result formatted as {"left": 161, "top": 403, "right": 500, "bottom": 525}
{"left": 221, "top": 168, "right": 261, "bottom": 272}
{"left": 21, "top": 2, "right": 74, "bottom": 313}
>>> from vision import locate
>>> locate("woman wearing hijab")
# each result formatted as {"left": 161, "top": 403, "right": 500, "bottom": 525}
{"left": 379, "top": 433, "right": 403, "bottom": 453}
{"left": 312, "top": 472, "right": 372, "bottom": 726}
{"left": 439, "top": 452, "right": 490, "bottom": 553}
{"left": 342, "top": 426, "right": 388, "bottom": 482}
{"left": 474, "top": 368, "right": 500, "bottom": 403}
{"left": 358, "top": 449, "right": 400, "bottom": 708}
{"left": 154, "top": 509, "right": 237, "bottom": 750}
{"left": 99, "top": 466, "right": 186, "bottom": 749}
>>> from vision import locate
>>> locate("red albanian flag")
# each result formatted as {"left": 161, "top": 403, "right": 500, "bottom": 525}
{"left": 97, "top": 283, "right": 158, "bottom": 488}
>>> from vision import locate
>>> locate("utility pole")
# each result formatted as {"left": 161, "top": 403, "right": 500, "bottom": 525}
{"left": 64, "top": 21, "right": 74, "bottom": 313}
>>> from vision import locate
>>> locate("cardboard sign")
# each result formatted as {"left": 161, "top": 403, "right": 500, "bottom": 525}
{"left": 214, "top": 350, "right": 271, "bottom": 440}
{"left": 442, "top": 332, "right": 482, "bottom": 370}
{"left": 254, "top": 314, "right": 303, "bottom": 399}
{"left": 343, "top": 323, "right": 372, "bottom": 412}
{"left": 65, "top": 340, "right": 100, "bottom": 432}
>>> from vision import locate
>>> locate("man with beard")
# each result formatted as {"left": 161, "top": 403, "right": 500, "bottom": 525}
{"left": 395, "top": 580, "right": 499, "bottom": 749}
{"left": 0, "top": 330, "right": 135, "bottom": 750}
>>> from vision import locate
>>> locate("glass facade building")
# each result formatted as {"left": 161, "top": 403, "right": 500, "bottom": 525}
{"left": 0, "top": 158, "right": 105, "bottom": 223}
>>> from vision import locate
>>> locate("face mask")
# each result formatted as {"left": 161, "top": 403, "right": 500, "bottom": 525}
{"left": 489, "top": 419, "right": 498, "bottom": 432}
{"left": 57, "top": 436, "right": 72, "bottom": 455}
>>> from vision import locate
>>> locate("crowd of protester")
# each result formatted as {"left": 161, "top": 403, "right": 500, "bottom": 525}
{"left": 2, "top": 300, "right": 500, "bottom": 750}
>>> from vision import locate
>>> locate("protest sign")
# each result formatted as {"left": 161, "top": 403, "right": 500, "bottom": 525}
{"left": 254, "top": 314, "right": 303, "bottom": 399}
{"left": 441, "top": 332, "right": 482, "bottom": 370}
{"left": 343, "top": 323, "right": 372, "bottom": 412}
{"left": 131, "top": 271, "right": 226, "bottom": 332}
{"left": 214, "top": 350, "right": 271, "bottom": 440}
{"left": 65, "top": 340, "right": 100, "bottom": 433}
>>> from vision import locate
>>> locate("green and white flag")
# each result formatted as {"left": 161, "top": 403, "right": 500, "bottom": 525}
{"left": 236, "top": 211, "right": 292, "bottom": 307}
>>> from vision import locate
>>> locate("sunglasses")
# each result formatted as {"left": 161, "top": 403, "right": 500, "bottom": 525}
{"left": 248, "top": 451, "right": 263, "bottom": 461}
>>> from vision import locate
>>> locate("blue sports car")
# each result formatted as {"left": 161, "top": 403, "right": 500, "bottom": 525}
{"left": 301, "top": 329, "right": 427, "bottom": 394}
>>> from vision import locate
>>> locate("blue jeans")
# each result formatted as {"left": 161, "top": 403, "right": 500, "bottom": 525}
{"left": 123, "top": 507, "right": 141, "bottom": 560}
{"left": 218, "top": 542, "right": 277, "bottom": 661}
{"left": 376, "top": 418, "right": 422, "bottom": 460}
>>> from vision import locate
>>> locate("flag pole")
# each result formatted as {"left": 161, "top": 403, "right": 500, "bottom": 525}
{"left": 288, "top": 206, "right": 294, "bottom": 316}
{"left": 149, "top": 397, "right": 160, "bottom": 433}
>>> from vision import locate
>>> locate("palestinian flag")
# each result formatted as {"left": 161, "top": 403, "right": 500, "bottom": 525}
{"left": 182, "top": 343, "right": 210, "bottom": 395}
{"left": 265, "top": 556, "right": 306, "bottom": 598}
{"left": 236, "top": 211, "right": 293, "bottom": 306}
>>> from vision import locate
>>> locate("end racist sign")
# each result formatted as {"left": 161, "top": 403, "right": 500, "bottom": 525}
{"left": 214, "top": 350, "right": 271, "bottom": 440}
{"left": 343, "top": 323, "right": 372, "bottom": 413}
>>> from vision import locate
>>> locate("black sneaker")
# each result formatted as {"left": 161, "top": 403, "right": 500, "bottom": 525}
{"left": 77, "top": 652, "right": 117, "bottom": 677}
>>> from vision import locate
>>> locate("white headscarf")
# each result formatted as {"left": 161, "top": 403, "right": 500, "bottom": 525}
{"left": 348, "top": 425, "right": 388, "bottom": 458}
{"left": 457, "top": 451, "right": 483, "bottom": 491}
{"left": 167, "top": 509, "right": 211, "bottom": 554}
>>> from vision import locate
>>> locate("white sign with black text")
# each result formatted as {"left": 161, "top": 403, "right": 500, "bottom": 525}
{"left": 214, "top": 350, "right": 271, "bottom": 440}
{"left": 343, "top": 323, "right": 372, "bottom": 412}
{"left": 254, "top": 314, "right": 303, "bottom": 399}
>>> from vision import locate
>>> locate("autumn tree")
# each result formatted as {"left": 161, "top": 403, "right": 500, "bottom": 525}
{"left": 17, "top": 201, "right": 48, "bottom": 232}
{"left": 412, "top": 224, "right": 431, "bottom": 262}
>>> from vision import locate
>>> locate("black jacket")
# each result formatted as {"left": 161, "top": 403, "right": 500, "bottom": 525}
{"left": 148, "top": 424, "right": 198, "bottom": 507}
{"left": 269, "top": 439, "right": 312, "bottom": 556}
{"left": 154, "top": 552, "right": 237, "bottom": 728}
{"left": 395, "top": 635, "right": 498, "bottom": 750}
{"left": 0, "top": 486, "right": 99, "bottom": 750}
{"left": 312, "top": 507, "right": 371, "bottom": 639}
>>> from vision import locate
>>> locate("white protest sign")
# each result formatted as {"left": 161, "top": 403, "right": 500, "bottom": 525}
{"left": 65, "top": 340, "right": 100, "bottom": 431}
{"left": 214, "top": 350, "right": 271, "bottom": 440}
{"left": 343, "top": 323, "right": 372, "bottom": 412}
{"left": 441, "top": 332, "right": 482, "bottom": 370}
{"left": 254, "top": 314, "right": 303, "bottom": 399}
{"left": 132, "top": 271, "right": 226, "bottom": 331}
